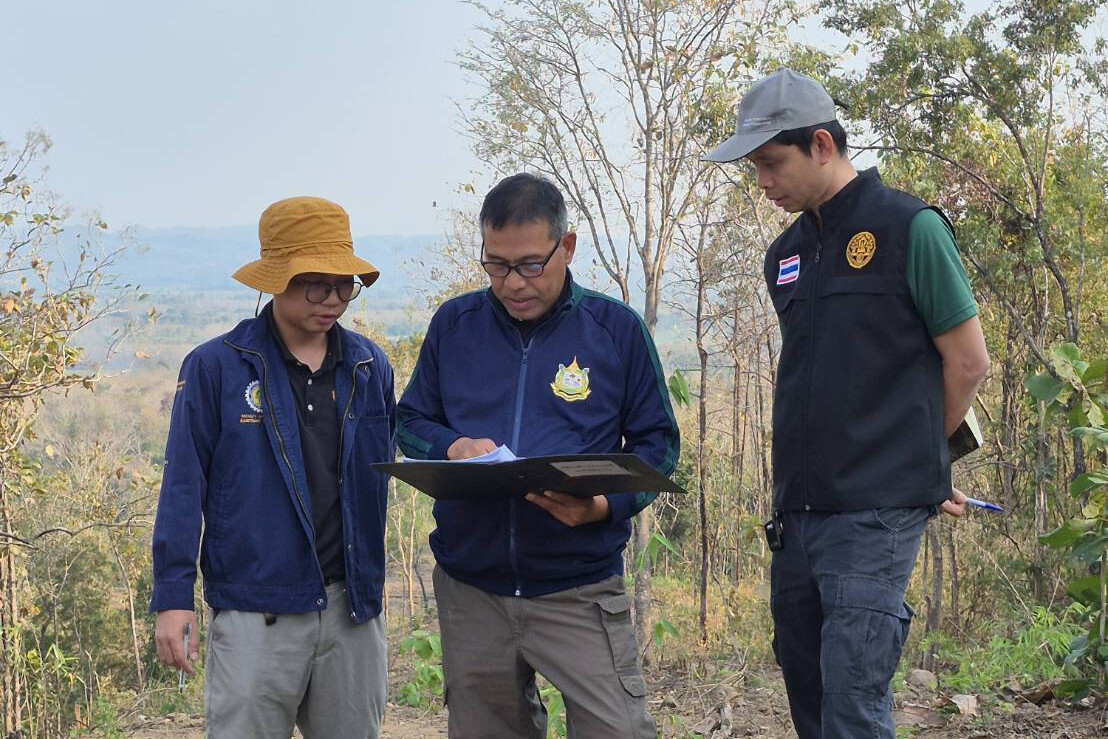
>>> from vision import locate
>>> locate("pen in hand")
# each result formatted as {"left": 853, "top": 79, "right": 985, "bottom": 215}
{"left": 178, "top": 622, "right": 192, "bottom": 692}
{"left": 964, "top": 496, "right": 1005, "bottom": 513}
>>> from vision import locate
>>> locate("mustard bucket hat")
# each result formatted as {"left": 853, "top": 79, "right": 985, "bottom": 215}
{"left": 232, "top": 196, "right": 380, "bottom": 294}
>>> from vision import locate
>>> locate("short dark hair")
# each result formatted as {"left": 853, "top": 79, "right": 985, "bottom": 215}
{"left": 480, "top": 173, "right": 568, "bottom": 241}
{"left": 769, "top": 119, "right": 848, "bottom": 157}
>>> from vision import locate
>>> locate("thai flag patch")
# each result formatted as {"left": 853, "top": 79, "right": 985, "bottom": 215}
{"left": 777, "top": 254, "right": 800, "bottom": 285}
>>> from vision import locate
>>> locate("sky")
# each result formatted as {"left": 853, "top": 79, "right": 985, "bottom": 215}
{"left": 14, "top": 1, "right": 1084, "bottom": 239}
{"left": 6, "top": 1, "right": 491, "bottom": 235}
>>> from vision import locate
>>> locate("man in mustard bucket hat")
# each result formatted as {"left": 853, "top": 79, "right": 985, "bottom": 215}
{"left": 150, "top": 196, "right": 395, "bottom": 738}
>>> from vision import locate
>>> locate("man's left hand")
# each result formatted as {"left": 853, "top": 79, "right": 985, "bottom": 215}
{"left": 525, "top": 490, "right": 609, "bottom": 527}
{"left": 940, "top": 486, "right": 968, "bottom": 518}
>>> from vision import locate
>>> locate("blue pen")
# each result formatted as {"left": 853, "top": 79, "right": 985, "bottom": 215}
{"left": 965, "top": 496, "right": 1005, "bottom": 513}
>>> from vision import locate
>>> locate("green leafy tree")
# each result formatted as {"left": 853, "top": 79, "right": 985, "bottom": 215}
{"left": 1032, "top": 343, "right": 1108, "bottom": 692}
{"left": 823, "top": 0, "right": 1108, "bottom": 613}
{"left": 1, "top": 130, "right": 148, "bottom": 736}
{"left": 461, "top": 0, "right": 805, "bottom": 649}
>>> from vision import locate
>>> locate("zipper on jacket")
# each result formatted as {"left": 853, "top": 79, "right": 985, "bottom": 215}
{"left": 507, "top": 336, "right": 533, "bottom": 597}
{"left": 802, "top": 229, "right": 822, "bottom": 510}
{"left": 225, "top": 340, "right": 326, "bottom": 596}
{"left": 337, "top": 357, "right": 373, "bottom": 615}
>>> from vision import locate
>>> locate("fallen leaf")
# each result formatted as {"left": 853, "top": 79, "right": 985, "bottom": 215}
{"left": 951, "top": 694, "right": 979, "bottom": 716}
{"left": 894, "top": 703, "right": 947, "bottom": 728}
{"left": 1019, "top": 681, "right": 1057, "bottom": 705}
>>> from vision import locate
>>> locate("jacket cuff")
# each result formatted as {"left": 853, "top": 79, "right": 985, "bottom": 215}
{"left": 149, "top": 581, "right": 196, "bottom": 613}
{"left": 606, "top": 493, "right": 638, "bottom": 523}
{"left": 428, "top": 431, "right": 463, "bottom": 461}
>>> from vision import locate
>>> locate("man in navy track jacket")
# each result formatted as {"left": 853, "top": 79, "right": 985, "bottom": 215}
{"left": 397, "top": 173, "right": 679, "bottom": 739}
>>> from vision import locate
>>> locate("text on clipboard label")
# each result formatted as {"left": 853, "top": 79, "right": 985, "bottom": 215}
{"left": 550, "top": 461, "right": 631, "bottom": 477}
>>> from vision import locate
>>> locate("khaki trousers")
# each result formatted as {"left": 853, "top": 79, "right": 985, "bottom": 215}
{"left": 433, "top": 566, "right": 655, "bottom": 739}
{"left": 204, "top": 582, "right": 387, "bottom": 739}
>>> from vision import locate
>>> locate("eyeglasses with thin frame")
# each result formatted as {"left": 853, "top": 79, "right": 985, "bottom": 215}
{"left": 480, "top": 239, "right": 562, "bottom": 279}
{"left": 289, "top": 277, "right": 363, "bottom": 303}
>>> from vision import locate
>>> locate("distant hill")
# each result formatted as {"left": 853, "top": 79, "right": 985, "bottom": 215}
{"left": 48, "top": 224, "right": 695, "bottom": 367}
{"left": 60, "top": 225, "right": 439, "bottom": 297}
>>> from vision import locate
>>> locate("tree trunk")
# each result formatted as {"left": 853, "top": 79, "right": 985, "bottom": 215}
{"left": 1034, "top": 401, "right": 1049, "bottom": 600}
{"left": 734, "top": 359, "right": 750, "bottom": 580}
{"left": 696, "top": 263, "right": 709, "bottom": 644}
{"left": 110, "top": 538, "right": 145, "bottom": 691}
{"left": 635, "top": 167, "right": 658, "bottom": 659}
{"left": 921, "top": 522, "right": 943, "bottom": 672}
{"left": 754, "top": 349, "right": 771, "bottom": 510}
{"left": 633, "top": 515, "right": 652, "bottom": 662}
{"left": 998, "top": 319, "right": 1019, "bottom": 505}
{"left": 1, "top": 478, "right": 25, "bottom": 737}
{"left": 944, "top": 524, "right": 959, "bottom": 626}
{"left": 407, "top": 486, "right": 418, "bottom": 619}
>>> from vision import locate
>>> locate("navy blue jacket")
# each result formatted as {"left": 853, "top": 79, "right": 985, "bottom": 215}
{"left": 150, "top": 306, "right": 395, "bottom": 623}
{"left": 396, "top": 274, "right": 679, "bottom": 597}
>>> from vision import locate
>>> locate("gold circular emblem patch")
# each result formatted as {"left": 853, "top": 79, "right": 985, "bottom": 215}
{"left": 845, "top": 231, "right": 876, "bottom": 269}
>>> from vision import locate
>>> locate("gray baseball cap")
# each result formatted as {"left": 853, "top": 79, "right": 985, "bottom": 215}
{"left": 702, "top": 69, "right": 837, "bottom": 163}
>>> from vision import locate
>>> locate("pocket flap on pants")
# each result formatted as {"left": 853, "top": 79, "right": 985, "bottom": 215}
{"left": 619, "top": 674, "right": 646, "bottom": 697}
{"left": 837, "top": 576, "right": 906, "bottom": 617}
{"left": 598, "top": 594, "right": 630, "bottom": 616}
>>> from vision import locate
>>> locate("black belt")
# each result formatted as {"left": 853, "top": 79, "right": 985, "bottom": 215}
{"left": 262, "top": 579, "right": 344, "bottom": 626}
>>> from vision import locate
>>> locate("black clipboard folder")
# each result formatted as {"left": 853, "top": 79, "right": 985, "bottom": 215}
{"left": 372, "top": 454, "right": 688, "bottom": 501}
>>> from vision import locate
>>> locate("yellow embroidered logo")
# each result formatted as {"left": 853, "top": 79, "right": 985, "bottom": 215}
{"left": 550, "top": 357, "right": 591, "bottom": 402}
{"left": 244, "top": 380, "right": 263, "bottom": 413}
{"left": 846, "top": 231, "right": 876, "bottom": 269}
{"left": 240, "top": 380, "right": 264, "bottom": 423}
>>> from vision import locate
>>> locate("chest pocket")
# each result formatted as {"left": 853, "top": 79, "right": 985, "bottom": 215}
{"left": 817, "top": 274, "right": 904, "bottom": 298}
{"left": 766, "top": 243, "right": 807, "bottom": 315}
{"left": 819, "top": 226, "right": 903, "bottom": 297}
{"left": 346, "top": 362, "right": 388, "bottom": 420}
{"left": 770, "top": 286, "right": 801, "bottom": 315}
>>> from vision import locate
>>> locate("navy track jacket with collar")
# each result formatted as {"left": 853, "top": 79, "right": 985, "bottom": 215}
{"left": 150, "top": 305, "right": 395, "bottom": 623}
{"left": 396, "top": 273, "right": 680, "bottom": 597}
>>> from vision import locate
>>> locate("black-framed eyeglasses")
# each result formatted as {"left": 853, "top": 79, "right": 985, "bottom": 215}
{"left": 480, "top": 240, "right": 562, "bottom": 278}
{"left": 290, "top": 278, "right": 363, "bottom": 303}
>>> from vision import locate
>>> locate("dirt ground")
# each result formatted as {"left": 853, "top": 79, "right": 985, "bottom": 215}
{"left": 124, "top": 670, "right": 1107, "bottom": 738}
{"left": 123, "top": 567, "right": 1106, "bottom": 737}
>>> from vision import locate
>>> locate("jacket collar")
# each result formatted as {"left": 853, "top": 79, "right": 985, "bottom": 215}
{"left": 225, "top": 299, "right": 373, "bottom": 365}
{"left": 262, "top": 301, "right": 343, "bottom": 368}
{"left": 485, "top": 268, "right": 578, "bottom": 329}
{"left": 805, "top": 167, "right": 882, "bottom": 231}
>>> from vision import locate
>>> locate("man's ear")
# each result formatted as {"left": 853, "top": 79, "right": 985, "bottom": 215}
{"left": 811, "top": 128, "right": 838, "bottom": 165}
{"left": 561, "top": 232, "right": 577, "bottom": 263}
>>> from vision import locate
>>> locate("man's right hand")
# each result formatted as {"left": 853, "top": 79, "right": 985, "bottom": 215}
{"left": 940, "top": 486, "right": 968, "bottom": 518}
{"left": 447, "top": 436, "right": 497, "bottom": 460}
{"left": 155, "top": 609, "right": 199, "bottom": 674}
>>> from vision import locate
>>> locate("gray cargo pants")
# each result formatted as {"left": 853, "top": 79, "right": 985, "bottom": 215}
{"left": 204, "top": 582, "right": 387, "bottom": 739}
{"left": 433, "top": 566, "right": 656, "bottom": 739}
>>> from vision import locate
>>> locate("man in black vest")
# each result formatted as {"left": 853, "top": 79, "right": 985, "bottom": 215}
{"left": 703, "top": 69, "right": 990, "bottom": 738}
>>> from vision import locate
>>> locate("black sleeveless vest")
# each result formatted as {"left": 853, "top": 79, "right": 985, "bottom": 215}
{"left": 763, "top": 168, "right": 952, "bottom": 511}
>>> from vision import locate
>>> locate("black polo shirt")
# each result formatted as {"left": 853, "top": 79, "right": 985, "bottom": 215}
{"left": 266, "top": 306, "right": 345, "bottom": 582}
